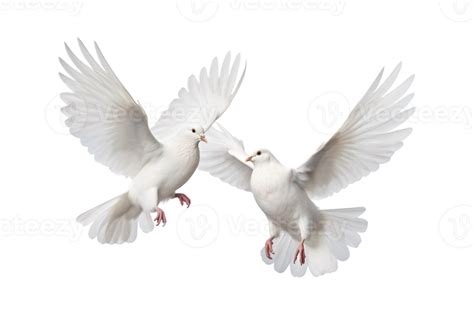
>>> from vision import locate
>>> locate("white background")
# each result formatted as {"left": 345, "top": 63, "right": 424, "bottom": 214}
{"left": 0, "top": 0, "right": 473, "bottom": 315}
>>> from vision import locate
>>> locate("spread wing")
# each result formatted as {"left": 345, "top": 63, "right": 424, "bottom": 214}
{"left": 151, "top": 52, "right": 246, "bottom": 140}
{"left": 294, "top": 63, "right": 415, "bottom": 199}
{"left": 199, "top": 124, "right": 253, "bottom": 191}
{"left": 60, "top": 39, "right": 162, "bottom": 178}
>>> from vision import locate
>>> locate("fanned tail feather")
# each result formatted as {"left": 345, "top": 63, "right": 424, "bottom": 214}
{"left": 261, "top": 207, "right": 367, "bottom": 277}
{"left": 77, "top": 192, "right": 154, "bottom": 244}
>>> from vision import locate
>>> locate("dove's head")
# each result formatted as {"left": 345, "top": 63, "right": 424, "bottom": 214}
{"left": 245, "top": 149, "right": 274, "bottom": 166}
{"left": 189, "top": 126, "right": 207, "bottom": 144}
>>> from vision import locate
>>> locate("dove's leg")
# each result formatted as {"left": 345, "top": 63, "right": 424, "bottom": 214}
{"left": 293, "top": 239, "right": 306, "bottom": 265}
{"left": 174, "top": 193, "right": 191, "bottom": 208}
{"left": 264, "top": 236, "right": 276, "bottom": 260}
{"left": 264, "top": 222, "right": 281, "bottom": 259}
{"left": 154, "top": 207, "right": 167, "bottom": 227}
{"left": 293, "top": 216, "right": 310, "bottom": 265}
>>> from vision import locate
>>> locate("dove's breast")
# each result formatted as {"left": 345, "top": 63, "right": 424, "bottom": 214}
{"left": 156, "top": 144, "right": 200, "bottom": 199}
{"left": 130, "top": 143, "right": 200, "bottom": 204}
{"left": 250, "top": 164, "right": 295, "bottom": 218}
{"left": 251, "top": 163, "right": 316, "bottom": 240}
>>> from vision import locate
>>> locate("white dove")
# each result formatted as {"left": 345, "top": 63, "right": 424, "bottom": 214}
{"left": 199, "top": 63, "right": 414, "bottom": 276}
{"left": 59, "top": 39, "right": 246, "bottom": 244}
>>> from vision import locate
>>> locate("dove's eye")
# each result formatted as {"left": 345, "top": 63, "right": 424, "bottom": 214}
{"left": 257, "top": 151, "right": 262, "bottom": 156}
{"left": 191, "top": 128, "right": 196, "bottom": 133}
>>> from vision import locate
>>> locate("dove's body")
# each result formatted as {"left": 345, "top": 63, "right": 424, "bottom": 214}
{"left": 60, "top": 40, "right": 246, "bottom": 244}
{"left": 249, "top": 152, "right": 366, "bottom": 277}
{"left": 199, "top": 63, "right": 415, "bottom": 276}
{"left": 75, "top": 130, "right": 204, "bottom": 244}
{"left": 251, "top": 157, "right": 314, "bottom": 242}
{"left": 129, "top": 136, "right": 200, "bottom": 210}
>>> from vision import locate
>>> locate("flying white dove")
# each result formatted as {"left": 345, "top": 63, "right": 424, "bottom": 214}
{"left": 59, "top": 39, "right": 246, "bottom": 244}
{"left": 199, "top": 63, "right": 414, "bottom": 276}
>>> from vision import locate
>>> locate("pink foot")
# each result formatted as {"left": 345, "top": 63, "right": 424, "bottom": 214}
{"left": 154, "top": 207, "right": 167, "bottom": 227}
{"left": 264, "top": 237, "right": 275, "bottom": 260}
{"left": 174, "top": 193, "right": 191, "bottom": 208}
{"left": 293, "top": 240, "right": 306, "bottom": 265}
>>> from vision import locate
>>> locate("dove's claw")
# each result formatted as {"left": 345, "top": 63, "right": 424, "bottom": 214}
{"left": 264, "top": 237, "right": 275, "bottom": 260}
{"left": 174, "top": 193, "right": 191, "bottom": 208}
{"left": 293, "top": 240, "right": 306, "bottom": 265}
{"left": 154, "top": 207, "right": 167, "bottom": 227}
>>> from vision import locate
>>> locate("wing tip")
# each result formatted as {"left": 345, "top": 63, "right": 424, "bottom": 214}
{"left": 404, "top": 127, "right": 413, "bottom": 135}
{"left": 64, "top": 41, "right": 72, "bottom": 53}
{"left": 405, "top": 107, "right": 416, "bottom": 116}
{"left": 58, "top": 72, "right": 69, "bottom": 82}
{"left": 390, "top": 62, "right": 402, "bottom": 77}
{"left": 404, "top": 74, "right": 416, "bottom": 88}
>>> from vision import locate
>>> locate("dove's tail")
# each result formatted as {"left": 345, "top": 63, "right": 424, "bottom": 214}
{"left": 261, "top": 207, "right": 367, "bottom": 277}
{"left": 76, "top": 192, "right": 154, "bottom": 244}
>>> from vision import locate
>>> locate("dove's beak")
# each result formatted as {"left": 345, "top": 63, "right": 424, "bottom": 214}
{"left": 199, "top": 134, "right": 208, "bottom": 143}
{"left": 245, "top": 155, "right": 254, "bottom": 162}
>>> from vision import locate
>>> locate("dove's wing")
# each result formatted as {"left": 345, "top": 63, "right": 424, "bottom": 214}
{"left": 294, "top": 63, "right": 415, "bottom": 199}
{"left": 151, "top": 52, "right": 246, "bottom": 140}
{"left": 199, "top": 125, "right": 253, "bottom": 191}
{"left": 60, "top": 40, "right": 162, "bottom": 178}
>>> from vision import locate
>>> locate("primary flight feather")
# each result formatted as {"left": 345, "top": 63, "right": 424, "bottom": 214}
{"left": 199, "top": 63, "right": 414, "bottom": 277}
{"left": 60, "top": 39, "right": 246, "bottom": 244}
